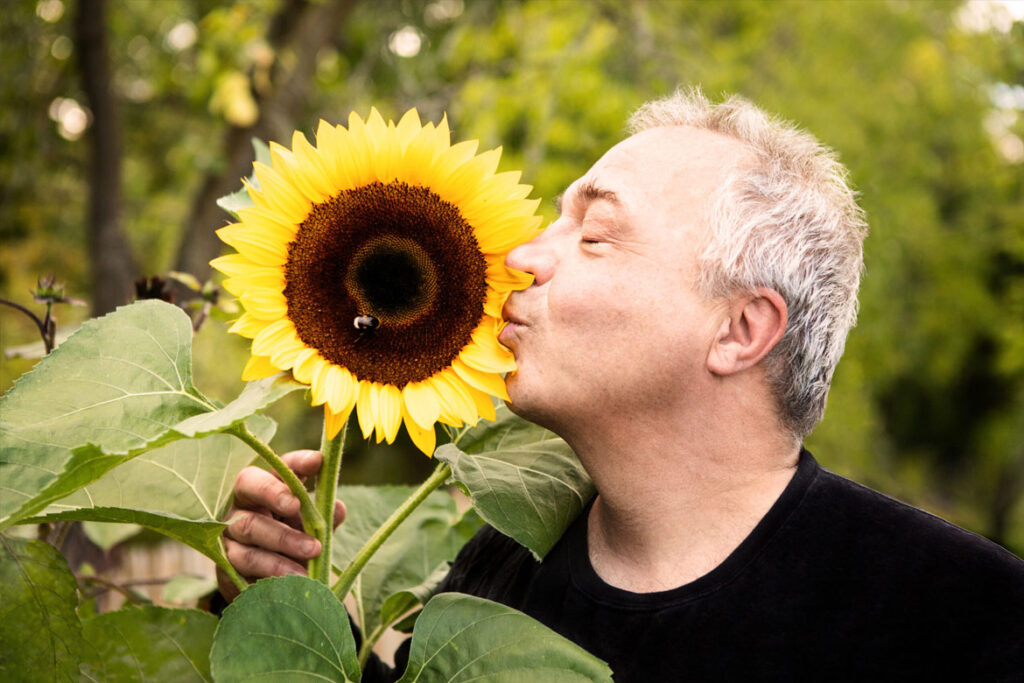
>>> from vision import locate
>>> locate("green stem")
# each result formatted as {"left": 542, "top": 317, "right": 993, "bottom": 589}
{"left": 216, "top": 537, "right": 248, "bottom": 594}
{"left": 228, "top": 423, "right": 325, "bottom": 543}
{"left": 357, "top": 622, "right": 388, "bottom": 669}
{"left": 333, "top": 462, "right": 452, "bottom": 601}
{"left": 308, "top": 420, "right": 346, "bottom": 585}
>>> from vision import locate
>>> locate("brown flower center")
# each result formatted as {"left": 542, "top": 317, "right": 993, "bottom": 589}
{"left": 283, "top": 181, "right": 487, "bottom": 386}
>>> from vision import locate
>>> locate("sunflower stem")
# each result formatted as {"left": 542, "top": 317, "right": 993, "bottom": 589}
{"left": 308, "top": 419, "right": 346, "bottom": 585}
{"left": 332, "top": 462, "right": 452, "bottom": 601}
{"left": 228, "top": 423, "right": 326, "bottom": 545}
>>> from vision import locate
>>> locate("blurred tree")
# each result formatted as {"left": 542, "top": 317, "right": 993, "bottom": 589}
{"left": 74, "top": 0, "right": 136, "bottom": 314}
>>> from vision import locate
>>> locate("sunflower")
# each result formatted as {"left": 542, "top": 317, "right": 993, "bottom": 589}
{"left": 211, "top": 109, "right": 540, "bottom": 454}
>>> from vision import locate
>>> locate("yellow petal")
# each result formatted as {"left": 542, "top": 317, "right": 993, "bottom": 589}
{"left": 432, "top": 371, "right": 478, "bottom": 426}
{"left": 251, "top": 162, "right": 311, "bottom": 223}
{"left": 210, "top": 253, "right": 259, "bottom": 277}
{"left": 324, "top": 405, "right": 351, "bottom": 440}
{"left": 216, "top": 224, "right": 289, "bottom": 267}
{"left": 468, "top": 386, "right": 497, "bottom": 422}
{"left": 239, "top": 290, "right": 288, "bottom": 320}
{"left": 395, "top": 108, "right": 422, "bottom": 150}
{"left": 292, "top": 349, "right": 321, "bottom": 383}
{"left": 228, "top": 312, "right": 269, "bottom": 339}
{"left": 356, "top": 381, "right": 376, "bottom": 439}
{"left": 452, "top": 357, "right": 510, "bottom": 401}
{"left": 379, "top": 383, "right": 402, "bottom": 444}
{"left": 402, "top": 380, "right": 442, "bottom": 430}
{"left": 242, "top": 354, "right": 280, "bottom": 381}
{"left": 402, "top": 407, "right": 436, "bottom": 456}
{"left": 460, "top": 325, "right": 517, "bottom": 373}
{"left": 309, "top": 361, "right": 333, "bottom": 407}
{"left": 252, "top": 319, "right": 299, "bottom": 360}
{"left": 324, "top": 364, "right": 357, "bottom": 415}
{"left": 222, "top": 269, "right": 284, "bottom": 297}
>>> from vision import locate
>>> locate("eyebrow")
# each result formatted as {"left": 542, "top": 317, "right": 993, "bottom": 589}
{"left": 556, "top": 179, "right": 621, "bottom": 213}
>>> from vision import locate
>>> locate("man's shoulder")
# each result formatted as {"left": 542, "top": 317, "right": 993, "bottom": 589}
{"left": 803, "top": 462, "right": 1024, "bottom": 589}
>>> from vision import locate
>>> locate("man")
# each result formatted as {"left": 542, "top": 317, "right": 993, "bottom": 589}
{"left": 219, "top": 89, "right": 1024, "bottom": 680}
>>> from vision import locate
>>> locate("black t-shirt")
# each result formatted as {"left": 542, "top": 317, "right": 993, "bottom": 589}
{"left": 370, "top": 450, "right": 1024, "bottom": 681}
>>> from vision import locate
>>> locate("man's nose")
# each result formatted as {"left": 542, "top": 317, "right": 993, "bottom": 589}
{"left": 505, "top": 224, "right": 558, "bottom": 285}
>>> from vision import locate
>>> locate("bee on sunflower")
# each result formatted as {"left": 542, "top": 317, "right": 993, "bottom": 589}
{"left": 212, "top": 109, "right": 541, "bottom": 455}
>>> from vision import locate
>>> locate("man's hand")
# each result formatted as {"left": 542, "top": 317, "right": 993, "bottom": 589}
{"left": 216, "top": 449, "right": 346, "bottom": 602}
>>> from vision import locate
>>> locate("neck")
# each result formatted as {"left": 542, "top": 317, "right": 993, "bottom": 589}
{"left": 564, "top": 385, "right": 801, "bottom": 593}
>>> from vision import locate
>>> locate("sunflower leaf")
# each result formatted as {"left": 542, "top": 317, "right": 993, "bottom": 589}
{"left": 78, "top": 606, "right": 218, "bottom": 682}
{"left": 436, "top": 404, "right": 595, "bottom": 560}
{"left": 210, "top": 575, "right": 360, "bottom": 683}
{"left": 396, "top": 593, "right": 613, "bottom": 682}
{"left": 0, "top": 300, "right": 216, "bottom": 528}
{"left": 0, "top": 535, "right": 85, "bottom": 680}
{"left": 22, "top": 418, "right": 274, "bottom": 568}
{"left": 331, "top": 486, "right": 482, "bottom": 640}
{"left": 0, "top": 300, "right": 296, "bottom": 533}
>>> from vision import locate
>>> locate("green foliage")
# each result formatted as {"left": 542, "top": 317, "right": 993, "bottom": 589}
{"left": 331, "top": 486, "right": 482, "bottom": 643}
{"left": 0, "top": 536, "right": 85, "bottom": 682}
{"left": 0, "top": 300, "right": 301, "bottom": 530}
{"left": 396, "top": 592, "right": 613, "bottom": 683}
{"left": 79, "top": 606, "right": 218, "bottom": 682}
{"left": 210, "top": 575, "right": 362, "bottom": 683}
{"left": 438, "top": 405, "right": 594, "bottom": 560}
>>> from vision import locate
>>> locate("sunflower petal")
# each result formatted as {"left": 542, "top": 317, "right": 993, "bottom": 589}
{"left": 468, "top": 386, "right": 498, "bottom": 422}
{"left": 239, "top": 290, "right": 288, "bottom": 320}
{"left": 402, "top": 380, "right": 442, "bottom": 430}
{"left": 324, "top": 364, "right": 357, "bottom": 416}
{"left": 242, "top": 354, "right": 280, "bottom": 381}
{"left": 356, "top": 381, "right": 376, "bottom": 440}
{"left": 402, "top": 407, "right": 436, "bottom": 456}
{"left": 452, "top": 357, "right": 510, "bottom": 401}
{"left": 292, "top": 348, "right": 321, "bottom": 383}
{"left": 228, "top": 312, "right": 269, "bottom": 339}
{"left": 379, "top": 384, "right": 403, "bottom": 444}
{"left": 216, "top": 224, "right": 289, "bottom": 267}
{"left": 460, "top": 325, "right": 517, "bottom": 373}
{"left": 324, "top": 406, "right": 351, "bottom": 440}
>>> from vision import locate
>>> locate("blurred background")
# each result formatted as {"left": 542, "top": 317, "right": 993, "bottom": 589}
{"left": 2, "top": 0, "right": 1023, "bottom": 600}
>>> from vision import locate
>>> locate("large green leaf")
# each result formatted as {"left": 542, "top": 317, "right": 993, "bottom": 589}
{"left": 78, "top": 606, "right": 217, "bottom": 682}
{"left": 24, "top": 417, "right": 275, "bottom": 567}
{"left": 0, "top": 535, "right": 85, "bottom": 682}
{"left": 436, "top": 405, "right": 594, "bottom": 560}
{"left": 210, "top": 575, "right": 360, "bottom": 683}
{"left": 332, "top": 487, "right": 482, "bottom": 639}
{"left": 397, "top": 593, "right": 612, "bottom": 682}
{"left": 0, "top": 301, "right": 214, "bottom": 527}
{"left": 0, "top": 299, "right": 304, "bottom": 529}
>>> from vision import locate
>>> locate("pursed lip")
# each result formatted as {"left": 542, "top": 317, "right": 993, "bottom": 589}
{"left": 499, "top": 300, "right": 527, "bottom": 345}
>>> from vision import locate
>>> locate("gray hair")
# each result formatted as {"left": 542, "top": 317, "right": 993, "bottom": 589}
{"left": 628, "top": 87, "right": 867, "bottom": 438}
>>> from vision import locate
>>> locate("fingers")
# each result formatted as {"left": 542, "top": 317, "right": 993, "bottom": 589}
{"left": 281, "top": 449, "right": 323, "bottom": 478}
{"left": 232, "top": 450, "right": 323, "bottom": 518}
{"left": 225, "top": 509, "right": 322, "bottom": 560}
{"left": 223, "top": 536, "right": 308, "bottom": 580}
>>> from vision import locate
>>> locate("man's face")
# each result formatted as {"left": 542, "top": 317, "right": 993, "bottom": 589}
{"left": 499, "top": 125, "right": 750, "bottom": 433}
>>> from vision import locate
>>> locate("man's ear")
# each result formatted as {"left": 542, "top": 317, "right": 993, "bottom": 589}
{"left": 707, "top": 288, "right": 788, "bottom": 376}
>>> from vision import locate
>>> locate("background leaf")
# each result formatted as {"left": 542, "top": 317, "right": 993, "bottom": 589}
{"left": 210, "top": 575, "right": 360, "bottom": 683}
{"left": 0, "top": 300, "right": 215, "bottom": 527}
{"left": 436, "top": 405, "right": 594, "bottom": 560}
{"left": 0, "top": 535, "right": 85, "bottom": 682}
{"left": 332, "top": 486, "right": 481, "bottom": 639}
{"left": 24, "top": 417, "right": 275, "bottom": 567}
{"left": 397, "top": 592, "right": 613, "bottom": 683}
{"left": 78, "top": 605, "right": 217, "bottom": 682}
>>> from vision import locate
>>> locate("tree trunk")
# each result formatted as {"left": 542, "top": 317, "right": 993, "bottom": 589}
{"left": 174, "top": 0, "right": 356, "bottom": 282}
{"left": 75, "top": 0, "right": 136, "bottom": 315}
